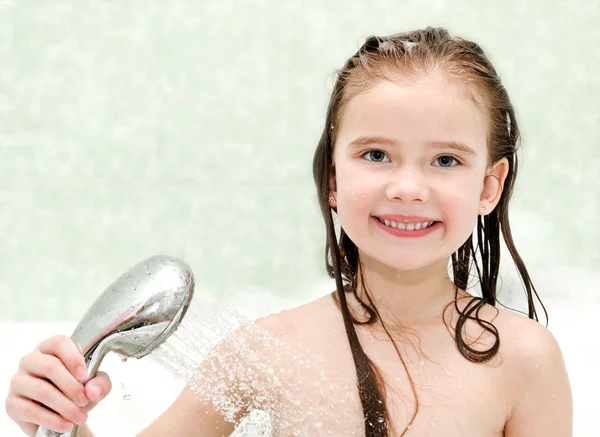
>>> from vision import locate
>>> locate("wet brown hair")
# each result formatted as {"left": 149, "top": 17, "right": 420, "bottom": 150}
{"left": 312, "top": 27, "right": 547, "bottom": 436}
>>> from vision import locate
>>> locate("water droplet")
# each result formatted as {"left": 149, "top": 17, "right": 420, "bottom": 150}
{"left": 123, "top": 394, "right": 131, "bottom": 401}
{"left": 121, "top": 357, "right": 127, "bottom": 363}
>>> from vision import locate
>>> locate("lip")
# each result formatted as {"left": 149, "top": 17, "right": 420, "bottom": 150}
{"left": 372, "top": 216, "right": 441, "bottom": 238}
{"left": 373, "top": 214, "right": 439, "bottom": 223}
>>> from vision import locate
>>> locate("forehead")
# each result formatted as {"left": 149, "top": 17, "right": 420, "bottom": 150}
{"left": 336, "top": 77, "right": 488, "bottom": 152}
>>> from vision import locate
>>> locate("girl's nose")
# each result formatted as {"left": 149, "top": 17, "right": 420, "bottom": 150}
{"left": 385, "top": 168, "right": 429, "bottom": 203}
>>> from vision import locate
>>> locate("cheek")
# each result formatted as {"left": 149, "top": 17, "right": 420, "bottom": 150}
{"left": 335, "top": 162, "right": 383, "bottom": 199}
{"left": 334, "top": 165, "right": 379, "bottom": 228}
{"left": 337, "top": 185, "right": 372, "bottom": 227}
{"left": 441, "top": 183, "right": 479, "bottom": 207}
{"left": 438, "top": 176, "right": 482, "bottom": 230}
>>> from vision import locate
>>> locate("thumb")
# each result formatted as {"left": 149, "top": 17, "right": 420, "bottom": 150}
{"left": 83, "top": 371, "right": 112, "bottom": 413}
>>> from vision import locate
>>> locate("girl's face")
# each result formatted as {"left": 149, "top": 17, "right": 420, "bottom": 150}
{"left": 331, "top": 76, "right": 504, "bottom": 272}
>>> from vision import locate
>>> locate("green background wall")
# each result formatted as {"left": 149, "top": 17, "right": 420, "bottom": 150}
{"left": 1, "top": 0, "right": 598, "bottom": 321}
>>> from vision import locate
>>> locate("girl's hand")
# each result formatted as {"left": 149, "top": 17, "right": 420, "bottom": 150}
{"left": 4, "top": 335, "right": 112, "bottom": 436}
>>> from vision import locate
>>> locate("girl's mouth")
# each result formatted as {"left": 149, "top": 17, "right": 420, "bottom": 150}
{"left": 372, "top": 216, "right": 441, "bottom": 237}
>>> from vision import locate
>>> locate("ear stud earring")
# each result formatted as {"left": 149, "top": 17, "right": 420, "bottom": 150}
{"left": 481, "top": 204, "right": 487, "bottom": 211}
{"left": 329, "top": 197, "right": 335, "bottom": 204}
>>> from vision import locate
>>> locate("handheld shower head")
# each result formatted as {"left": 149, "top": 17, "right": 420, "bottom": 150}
{"left": 36, "top": 255, "right": 195, "bottom": 437}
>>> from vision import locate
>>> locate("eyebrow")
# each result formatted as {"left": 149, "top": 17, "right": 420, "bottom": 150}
{"left": 347, "top": 136, "right": 478, "bottom": 156}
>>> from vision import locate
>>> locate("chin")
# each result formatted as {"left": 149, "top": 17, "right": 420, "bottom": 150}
{"left": 367, "top": 253, "right": 443, "bottom": 273}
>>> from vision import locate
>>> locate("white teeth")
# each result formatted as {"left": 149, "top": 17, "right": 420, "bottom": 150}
{"left": 379, "top": 218, "right": 434, "bottom": 231}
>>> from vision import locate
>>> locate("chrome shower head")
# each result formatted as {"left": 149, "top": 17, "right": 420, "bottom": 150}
{"left": 36, "top": 255, "right": 195, "bottom": 437}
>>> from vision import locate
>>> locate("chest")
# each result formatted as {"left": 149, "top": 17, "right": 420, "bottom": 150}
{"left": 270, "top": 325, "right": 511, "bottom": 437}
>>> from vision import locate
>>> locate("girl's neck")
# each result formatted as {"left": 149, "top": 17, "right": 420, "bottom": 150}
{"left": 349, "top": 256, "right": 471, "bottom": 330}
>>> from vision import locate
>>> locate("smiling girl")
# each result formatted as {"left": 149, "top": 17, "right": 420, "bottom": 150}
{"left": 6, "top": 27, "right": 572, "bottom": 437}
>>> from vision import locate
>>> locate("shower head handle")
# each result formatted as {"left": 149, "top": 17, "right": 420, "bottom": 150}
{"left": 36, "top": 255, "right": 195, "bottom": 437}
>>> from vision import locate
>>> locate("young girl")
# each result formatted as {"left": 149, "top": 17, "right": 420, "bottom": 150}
{"left": 5, "top": 27, "right": 572, "bottom": 437}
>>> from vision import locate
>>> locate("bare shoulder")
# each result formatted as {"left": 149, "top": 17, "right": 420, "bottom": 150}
{"left": 500, "top": 306, "right": 573, "bottom": 432}
{"left": 250, "top": 292, "right": 349, "bottom": 373}
{"left": 492, "top": 305, "right": 564, "bottom": 369}
{"left": 491, "top": 305, "right": 572, "bottom": 434}
{"left": 137, "top": 299, "right": 339, "bottom": 437}
{"left": 253, "top": 292, "right": 339, "bottom": 341}
{"left": 176, "top": 298, "right": 339, "bottom": 430}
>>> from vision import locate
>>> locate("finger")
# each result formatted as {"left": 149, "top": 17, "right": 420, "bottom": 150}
{"left": 15, "top": 420, "right": 39, "bottom": 437}
{"left": 19, "top": 353, "right": 88, "bottom": 407}
{"left": 84, "top": 371, "right": 112, "bottom": 406}
{"left": 36, "top": 335, "right": 87, "bottom": 382}
{"left": 5, "top": 395, "right": 74, "bottom": 434}
{"left": 10, "top": 373, "right": 88, "bottom": 426}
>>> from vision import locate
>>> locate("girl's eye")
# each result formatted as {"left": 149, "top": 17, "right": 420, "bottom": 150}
{"left": 362, "top": 150, "right": 390, "bottom": 163}
{"left": 433, "top": 155, "right": 461, "bottom": 168}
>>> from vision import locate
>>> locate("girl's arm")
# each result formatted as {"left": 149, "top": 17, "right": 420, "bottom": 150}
{"left": 136, "top": 384, "right": 235, "bottom": 437}
{"left": 137, "top": 320, "right": 281, "bottom": 437}
{"left": 503, "top": 322, "right": 573, "bottom": 436}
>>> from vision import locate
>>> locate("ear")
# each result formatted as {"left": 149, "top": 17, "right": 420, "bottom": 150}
{"left": 480, "top": 157, "right": 509, "bottom": 215}
{"left": 328, "top": 169, "right": 337, "bottom": 208}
